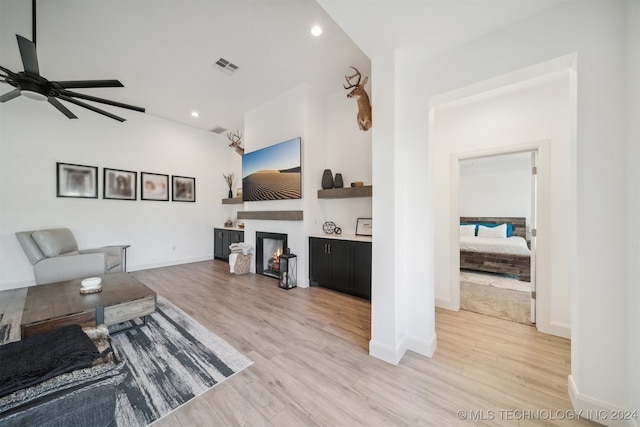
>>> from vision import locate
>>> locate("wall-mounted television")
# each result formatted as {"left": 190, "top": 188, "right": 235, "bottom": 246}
{"left": 242, "top": 137, "right": 302, "bottom": 201}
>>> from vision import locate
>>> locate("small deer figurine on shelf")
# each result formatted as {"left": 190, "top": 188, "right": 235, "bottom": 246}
{"left": 344, "top": 66, "right": 372, "bottom": 131}
{"left": 226, "top": 129, "right": 244, "bottom": 155}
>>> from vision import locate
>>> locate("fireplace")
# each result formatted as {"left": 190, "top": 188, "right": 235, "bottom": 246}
{"left": 256, "top": 232, "right": 288, "bottom": 279}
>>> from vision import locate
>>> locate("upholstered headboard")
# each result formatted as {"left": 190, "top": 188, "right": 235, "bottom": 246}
{"left": 460, "top": 217, "right": 527, "bottom": 239}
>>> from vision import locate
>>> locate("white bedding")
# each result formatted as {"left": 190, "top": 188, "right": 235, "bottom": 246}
{"left": 460, "top": 235, "right": 530, "bottom": 256}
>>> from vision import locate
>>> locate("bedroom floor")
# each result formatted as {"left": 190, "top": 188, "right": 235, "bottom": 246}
{"left": 460, "top": 270, "right": 532, "bottom": 325}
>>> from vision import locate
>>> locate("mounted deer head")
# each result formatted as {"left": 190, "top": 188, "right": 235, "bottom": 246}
{"left": 344, "top": 66, "right": 372, "bottom": 131}
{"left": 226, "top": 130, "right": 244, "bottom": 155}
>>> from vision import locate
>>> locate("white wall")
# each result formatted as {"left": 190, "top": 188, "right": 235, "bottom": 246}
{"left": 459, "top": 153, "right": 532, "bottom": 224}
{"left": 433, "top": 72, "right": 571, "bottom": 339}
{"left": 0, "top": 99, "right": 238, "bottom": 290}
{"left": 626, "top": 0, "right": 640, "bottom": 420}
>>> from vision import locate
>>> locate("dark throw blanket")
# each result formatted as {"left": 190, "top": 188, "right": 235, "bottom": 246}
{"left": 0, "top": 325, "right": 103, "bottom": 397}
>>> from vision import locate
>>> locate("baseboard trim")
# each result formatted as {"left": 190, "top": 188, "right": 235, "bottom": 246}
{"left": 568, "top": 375, "right": 638, "bottom": 426}
{"left": 369, "top": 332, "right": 437, "bottom": 365}
{"left": 435, "top": 297, "right": 459, "bottom": 311}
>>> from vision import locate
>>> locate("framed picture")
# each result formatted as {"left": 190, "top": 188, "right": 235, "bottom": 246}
{"left": 104, "top": 168, "right": 137, "bottom": 200}
{"left": 355, "top": 217, "right": 373, "bottom": 236}
{"left": 141, "top": 172, "right": 169, "bottom": 201}
{"left": 242, "top": 137, "right": 301, "bottom": 201}
{"left": 236, "top": 187, "right": 243, "bottom": 198}
{"left": 56, "top": 162, "right": 98, "bottom": 198}
{"left": 172, "top": 175, "right": 196, "bottom": 202}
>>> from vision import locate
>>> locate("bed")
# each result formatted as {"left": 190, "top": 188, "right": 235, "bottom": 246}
{"left": 459, "top": 216, "right": 531, "bottom": 282}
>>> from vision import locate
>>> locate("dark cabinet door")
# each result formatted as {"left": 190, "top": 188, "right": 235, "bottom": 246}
{"left": 326, "top": 239, "right": 351, "bottom": 293}
{"left": 309, "top": 238, "right": 331, "bottom": 286}
{"left": 350, "top": 241, "right": 372, "bottom": 299}
{"left": 214, "top": 229, "right": 226, "bottom": 259}
{"left": 214, "top": 229, "right": 244, "bottom": 260}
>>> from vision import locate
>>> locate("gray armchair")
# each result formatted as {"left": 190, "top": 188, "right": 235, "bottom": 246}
{"left": 15, "top": 228, "right": 126, "bottom": 285}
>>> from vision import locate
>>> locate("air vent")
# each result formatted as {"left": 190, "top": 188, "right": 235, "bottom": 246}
{"left": 214, "top": 57, "right": 239, "bottom": 75}
{"left": 211, "top": 126, "right": 228, "bottom": 134}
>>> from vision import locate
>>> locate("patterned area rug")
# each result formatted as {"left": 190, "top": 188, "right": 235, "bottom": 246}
{"left": 109, "top": 297, "right": 253, "bottom": 427}
{"left": 460, "top": 270, "right": 532, "bottom": 325}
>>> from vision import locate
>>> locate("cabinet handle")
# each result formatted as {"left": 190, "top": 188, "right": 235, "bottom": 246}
{"left": 327, "top": 243, "right": 331, "bottom": 254}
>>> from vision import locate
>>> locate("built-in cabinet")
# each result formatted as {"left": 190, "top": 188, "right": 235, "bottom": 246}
{"left": 309, "top": 237, "right": 371, "bottom": 300}
{"left": 213, "top": 228, "right": 244, "bottom": 260}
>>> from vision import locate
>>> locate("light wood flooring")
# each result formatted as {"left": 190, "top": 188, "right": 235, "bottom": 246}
{"left": 125, "top": 260, "right": 598, "bottom": 427}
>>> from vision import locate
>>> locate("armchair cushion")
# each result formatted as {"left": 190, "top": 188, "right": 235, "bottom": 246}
{"left": 31, "top": 229, "right": 78, "bottom": 258}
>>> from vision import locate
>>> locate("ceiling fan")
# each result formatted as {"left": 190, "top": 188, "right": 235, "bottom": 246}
{"left": 0, "top": 0, "right": 145, "bottom": 122}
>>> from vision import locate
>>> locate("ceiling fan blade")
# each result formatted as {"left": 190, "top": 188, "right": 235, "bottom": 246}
{"left": 0, "top": 89, "right": 22, "bottom": 103}
{"left": 58, "top": 95, "right": 125, "bottom": 122}
{"left": 0, "top": 65, "right": 18, "bottom": 77}
{"left": 52, "top": 80, "right": 124, "bottom": 89}
{"left": 48, "top": 97, "right": 78, "bottom": 119}
{"left": 60, "top": 89, "right": 145, "bottom": 113}
{"left": 16, "top": 35, "right": 40, "bottom": 77}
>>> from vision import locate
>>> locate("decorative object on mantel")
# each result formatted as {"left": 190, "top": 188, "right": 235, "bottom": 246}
{"left": 334, "top": 173, "right": 344, "bottom": 188}
{"left": 224, "top": 217, "right": 233, "bottom": 227}
{"left": 321, "top": 169, "right": 334, "bottom": 189}
{"left": 356, "top": 217, "right": 373, "bottom": 236}
{"left": 278, "top": 248, "right": 297, "bottom": 290}
{"left": 350, "top": 181, "right": 364, "bottom": 187}
{"left": 334, "top": 227, "right": 342, "bottom": 235}
{"left": 323, "top": 221, "right": 336, "bottom": 234}
{"left": 226, "top": 130, "right": 245, "bottom": 155}
{"left": 343, "top": 66, "right": 372, "bottom": 131}
{"left": 223, "top": 172, "right": 234, "bottom": 198}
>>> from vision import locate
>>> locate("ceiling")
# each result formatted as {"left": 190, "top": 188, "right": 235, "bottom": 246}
{"left": 1, "top": 0, "right": 566, "bottom": 134}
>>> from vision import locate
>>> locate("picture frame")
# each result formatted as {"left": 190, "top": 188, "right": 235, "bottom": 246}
{"left": 56, "top": 162, "right": 98, "bottom": 198}
{"left": 355, "top": 217, "right": 373, "bottom": 236}
{"left": 141, "top": 172, "right": 169, "bottom": 201}
{"left": 172, "top": 175, "right": 196, "bottom": 202}
{"left": 236, "top": 187, "right": 243, "bottom": 198}
{"left": 103, "top": 168, "right": 137, "bottom": 200}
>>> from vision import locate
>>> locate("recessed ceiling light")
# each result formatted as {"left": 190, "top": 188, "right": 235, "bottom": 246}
{"left": 310, "top": 25, "right": 322, "bottom": 37}
{"left": 191, "top": 111, "right": 199, "bottom": 118}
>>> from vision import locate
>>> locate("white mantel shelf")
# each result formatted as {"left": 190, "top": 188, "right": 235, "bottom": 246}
{"left": 237, "top": 210, "right": 303, "bottom": 221}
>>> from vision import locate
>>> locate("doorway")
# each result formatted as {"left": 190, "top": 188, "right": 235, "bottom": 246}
{"left": 457, "top": 150, "right": 537, "bottom": 325}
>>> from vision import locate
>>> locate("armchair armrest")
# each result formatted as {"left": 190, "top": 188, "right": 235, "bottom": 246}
{"left": 80, "top": 245, "right": 128, "bottom": 272}
{"left": 33, "top": 253, "right": 106, "bottom": 285}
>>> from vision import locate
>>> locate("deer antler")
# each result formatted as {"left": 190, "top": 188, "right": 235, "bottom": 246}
{"left": 226, "top": 130, "right": 244, "bottom": 155}
{"left": 343, "top": 66, "right": 362, "bottom": 89}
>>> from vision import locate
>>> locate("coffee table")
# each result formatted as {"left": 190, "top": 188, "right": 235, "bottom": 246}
{"left": 20, "top": 272, "right": 157, "bottom": 339}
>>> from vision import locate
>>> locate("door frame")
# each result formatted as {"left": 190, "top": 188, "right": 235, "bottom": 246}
{"left": 450, "top": 140, "right": 550, "bottom": 328}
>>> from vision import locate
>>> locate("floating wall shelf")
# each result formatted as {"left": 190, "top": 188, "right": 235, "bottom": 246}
{"left": 237, "top": 210, "right": 304, "bottom": 221}
{"left": 317, "top": 185, "right": 372, "bottom": 199}
{"left": 222, "top": 197, "right": 243, "bottom": 205}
